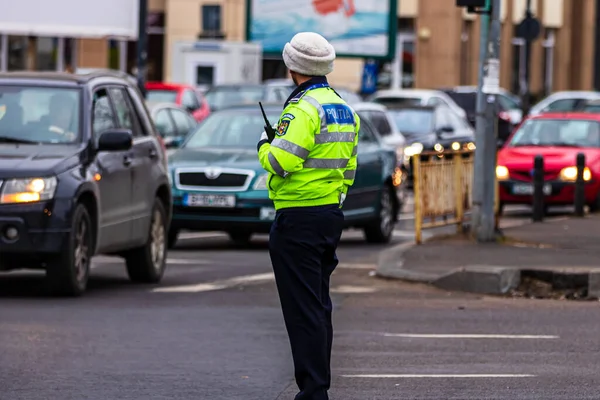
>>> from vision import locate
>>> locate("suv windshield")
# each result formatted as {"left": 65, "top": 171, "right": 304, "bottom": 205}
{"left": 146, "top": 89, "right": 178, "bottom": 103}
{"left": 184, "top": 109, "right": 280, "bottom": 149}
{"left": 0, "top": 86, "right": 81, "bottom": 144}
{"left": 204, "top": 86, "right": 265, "bottom": 110}
{"left": 386, "top": 108, "right": 434, "bottom": 136}
{"left": 509, "top": 119, "right": 600, "bottom": 147}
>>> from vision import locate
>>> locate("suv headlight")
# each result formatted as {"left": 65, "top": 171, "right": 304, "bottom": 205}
{"left": 253, "top": 174, "right": 269, "bottom": 190}
{"left": 0, "top": 177, "right": 58, "bottom": 204}
{"left": 496, "top": 165, "right": 509, "bottom": 180}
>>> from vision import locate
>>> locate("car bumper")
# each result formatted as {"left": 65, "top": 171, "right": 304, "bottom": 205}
{"left": 170, "top": 195, "right": 275, "bottom": 233}
{"left": 0, "top": 199, "right": 73, "bottom": 268}
{"left": 499, "top": 180, "right": 600, "bottom": 205}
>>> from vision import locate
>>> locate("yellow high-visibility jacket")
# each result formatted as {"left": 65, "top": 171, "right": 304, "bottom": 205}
{"left": 258, "top": 78, "right": 360, "bottom": 210}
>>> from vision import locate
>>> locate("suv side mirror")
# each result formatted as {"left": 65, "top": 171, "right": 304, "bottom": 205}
{"left": 97, "top": 129, "right": 133, "bottom": 152}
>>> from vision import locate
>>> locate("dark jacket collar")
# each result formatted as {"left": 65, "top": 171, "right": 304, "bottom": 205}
{"left": 284, "top": 76, "right": 329, "bottom": 108}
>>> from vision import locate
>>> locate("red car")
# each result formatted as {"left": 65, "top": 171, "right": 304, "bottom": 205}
{"left": 145, "top": 82, "right": 210, "bottom": 122}
{"left": 497, "top": 112, "right": 600, "bottom": 212}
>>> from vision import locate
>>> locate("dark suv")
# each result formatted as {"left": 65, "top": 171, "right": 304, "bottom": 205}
{"left": 0, "top": 71, "right": 172, "bottom": 296}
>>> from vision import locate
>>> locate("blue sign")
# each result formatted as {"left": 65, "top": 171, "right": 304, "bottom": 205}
{"left": 361, "top": 59, "right": 378, "bottom": 95}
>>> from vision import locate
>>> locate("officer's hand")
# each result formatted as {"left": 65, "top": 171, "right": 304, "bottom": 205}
{"left": 260, "top": 131, "right": 269, "bottom": 142}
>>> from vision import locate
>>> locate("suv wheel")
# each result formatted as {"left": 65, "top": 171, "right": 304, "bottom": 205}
{"left": 363, "top": 185, "right": 395, "bottom": 243}
{"left": 46, "top": 203, "right": 93, "bottom": 296}
{"left": 125, "top": 199, "right": 168, "bottom": 283}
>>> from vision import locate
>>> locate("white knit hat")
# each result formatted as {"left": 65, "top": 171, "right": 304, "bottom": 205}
{"left": 282, "top": 32, "right": 336, "bottom": 76}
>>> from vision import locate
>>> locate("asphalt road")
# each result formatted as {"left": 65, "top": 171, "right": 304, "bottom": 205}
{"left": 1, "top": 204, "right": 596, "bottom": 400}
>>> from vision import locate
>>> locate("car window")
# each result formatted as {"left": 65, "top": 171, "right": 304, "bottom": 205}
{"left": 184, "top": 109, "right": 280, "bottom": 149}
{"left": 543, "top": 98, "right": 584, "bottom": 113}
{"left": 372, "top": 96, "right": 421, "bottom": 107}
{"left": 204, "top": 86, "right": 265, "bottom": 110}
{"left": 387, "top": 108, "right": 434, "bottom": 137}
{"left": 427, "top": 97, "right": 443, "bottom": 106}
{"left": 0, "top": 86, "right": 81, "bottom": 144}
{"left": 498, "top": 94, "right": 520, "bottom": 110}
{"left": 170, "top": 109, "right": 195, "bottom": 136}
{"left": 108, "top": 87, "right": 142, "bottom": 137}
{"left": 181, "top": 89, "right": 200, "bottom": 111}
{"left": 435, "top": 106, "right": 452, "bottom": 129}
{"left": 154, "top": 109, "right": 176, "bottom": 137}
{"left": 362, "top": 110, "right": 393, "bottom": 136}
{"left": 358, "top": 120, "right": 377, "bottom": 144}
{"left": 146, "top": 89, "right": 178, "bottom": 103}
{"left": 509, "top": 118, "right": 600, "bottom": 147}
{"left": 445, "top": 107, "right": 471, "bottom": 130}
{"left": 92, "top": 88, "right": 117, "bottom": 137}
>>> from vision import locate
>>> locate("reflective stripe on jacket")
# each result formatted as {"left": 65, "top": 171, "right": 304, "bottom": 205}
{"left": 258, "top": 81, "right": 360, "bottom": 210}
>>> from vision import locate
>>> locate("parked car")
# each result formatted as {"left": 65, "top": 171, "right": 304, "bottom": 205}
{"left": 167, "top": 104, "right": 404, "bottom": 246}
{"left": 369, "top": 89, "right": 468, "bottom": 120}
{"left": 147, "top": 101, "right": 197, "bottom": 150}
{"left": 384, "top": 104, "right": 475, "bottom": 183}
{"left": 353, "top": 102, "right": 406, "bottom": 163}
{"left": 497, "top": 112, "right": 600, "bottom": 213}
{"left": 145, "top": 82, "right": 210, "bottom": 123}
{"left": 438, "top": 86, "right": 517, "bottom": 145}
{"left": 0, "top": 71, "right": 172, "bottom": 296}
{"left": 528, "top": 91, "right": 600, "bottom": 117}
{"left": 204, "top": 84, "right": 291, "bottom": 111}
{"left": 576, "top": 99, "right": 600, "bottom": 113}
{"left": 439, "top": 86, "right": 523, "bottom": 125}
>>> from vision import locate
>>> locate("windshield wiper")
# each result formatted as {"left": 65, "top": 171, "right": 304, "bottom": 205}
{"left": 0, "top": 136, "right": 38, "bottom": 144}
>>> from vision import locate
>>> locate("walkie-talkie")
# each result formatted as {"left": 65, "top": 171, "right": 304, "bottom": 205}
{"left": 259, "top": 102, "right": 276, "bottom": 143}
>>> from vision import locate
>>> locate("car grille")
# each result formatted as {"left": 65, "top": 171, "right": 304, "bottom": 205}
{"left": 176, "top": 169, "right": 252, "bottom": 190}
{"left": 510, "top": 169, "right": 560, "bottom": 182}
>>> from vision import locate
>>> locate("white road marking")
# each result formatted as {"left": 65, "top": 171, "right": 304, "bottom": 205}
{"left": 337, "top": 263, "right": 376, "bottom": 270}
{"left": 93, "top": 257, "right": 208, "bottom": 265}
{"left": 178, "top": 232, "right": 227, "bottom": 240}
{"left": 341, "top": 374, "right": 535, "bottom": 378}
{"left": 331, "top": 285, "right": 377, "bottom": 294}
{"left": 152, "top": 272, "right": 275, "bottom": 293}
{"left": 382, "top": 333, "right": 559, "bottom": 339}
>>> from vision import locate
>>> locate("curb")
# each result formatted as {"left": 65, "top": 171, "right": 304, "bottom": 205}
{"left": 375, "top": 239, "right": 600, "bottom": 298}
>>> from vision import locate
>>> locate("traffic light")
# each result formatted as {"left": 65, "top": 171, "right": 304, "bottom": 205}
{"left": 456, "top": 0, "right": 487, "bottom": 6}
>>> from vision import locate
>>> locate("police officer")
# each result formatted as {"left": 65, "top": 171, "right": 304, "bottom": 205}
{"left": 257, "top": 32, "right": 359, "bottom": 400}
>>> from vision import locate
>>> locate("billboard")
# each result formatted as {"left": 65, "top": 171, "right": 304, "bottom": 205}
{"left": 246, "top": 0, "right": 397, "bottom": 59}
{"left": 0, "top": 0, "right": 139, "bottom": 39}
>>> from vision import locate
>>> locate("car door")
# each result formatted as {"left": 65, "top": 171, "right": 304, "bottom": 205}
{"left": 92, "top": 87, "right": 133, "bottom": 251}
{"left": 108, "top": 86, "right": 156, "bottom": 244}
{"left": 344, "top": 119, "right": 383, "bottom": 219}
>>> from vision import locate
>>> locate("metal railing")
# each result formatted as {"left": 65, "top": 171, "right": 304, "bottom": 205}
{"left": 413, "top": 150, "right": 498, "bottom": 244}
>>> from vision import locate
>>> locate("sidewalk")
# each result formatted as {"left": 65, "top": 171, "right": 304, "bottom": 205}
{"left": 377, "top": 215, "right": 600, "bottom": 299}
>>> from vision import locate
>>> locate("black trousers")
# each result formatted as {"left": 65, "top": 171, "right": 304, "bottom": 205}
{"left": 269, "top": 204, "right": 344, "bottom": 400}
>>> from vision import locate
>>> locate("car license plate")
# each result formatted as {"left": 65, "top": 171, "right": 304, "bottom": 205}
{"left": 512, "top": 183, "right": 552, "bottom": 195}
{"left": 184, "top": 194, "right": 236, "bottom": 208}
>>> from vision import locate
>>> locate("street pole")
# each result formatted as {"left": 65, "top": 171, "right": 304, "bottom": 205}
{"left": 472, "top": 0, "right": 501, "bottom": 242}
{"left": 136, "top": 0, "right": 148, "bottom": 98}
{"left": 471, "top": 0, "right": 490, "bottom": 233}
{"left": 522, "top": 0, "right": 532, "bottom": 113}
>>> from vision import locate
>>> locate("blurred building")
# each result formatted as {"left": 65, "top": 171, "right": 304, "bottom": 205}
{"left": 0, "top": 0, "right": 597, "bottom": 97}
